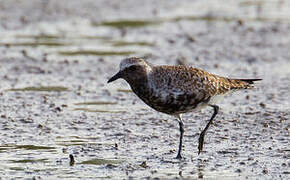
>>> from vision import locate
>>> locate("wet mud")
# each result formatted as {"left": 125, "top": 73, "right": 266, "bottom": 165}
{"left": 0, "top": 0, "right": 289, "bottom": 179}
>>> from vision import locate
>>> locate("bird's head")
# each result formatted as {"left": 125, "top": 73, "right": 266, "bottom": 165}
{"left": 107, "top": 57, "right": 152, "bottom": 84}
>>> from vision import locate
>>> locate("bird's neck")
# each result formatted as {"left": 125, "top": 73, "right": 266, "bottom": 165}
{"left": 127, "top": 76, "right": 154, "bottom": 103}
{"left": 129, "top": 77, "right": 148, "bottom": 93}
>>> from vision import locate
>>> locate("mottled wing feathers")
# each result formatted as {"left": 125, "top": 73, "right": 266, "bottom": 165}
{"left": 152, "top": 66, "right": 205, "bottom": 92}
{"left": 151, "top": 65, "right": 259, "bottom": 96}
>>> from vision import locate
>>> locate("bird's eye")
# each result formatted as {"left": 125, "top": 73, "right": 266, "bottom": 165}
{"left": 128, "top": 65, "right": 137, "bottom": 71}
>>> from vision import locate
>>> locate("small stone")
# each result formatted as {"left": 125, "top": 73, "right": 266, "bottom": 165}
{"left": 69, "top": 154, "right": 75, "bottom": 166}
{"left": 259, "top": 102, "right": 266, "bottom": 108}
{"left": 55, "top": 107, "right": 62, "bottom": 112}
{"left": 248, "top": 157, "right": 254, "bottom": 161}
{"left": 140, "top": 161, "right": 148, "bottom": 168}
{"left": 237, "top": 19, "right": 243, "bottom": 26}
{"left": 235, "top": 169, "right": 242, "bottom": 173}
{"left": 106, "top": 164, "right": 117, "bottom": 168}
{"left": 262, "top": 169, "right": 268, "bottom": 174}
{"left": 239, "top": 162, "right": 246, "bottom": 165}
{"left": 169, "top": 149, "right": 175, "bottom": 153}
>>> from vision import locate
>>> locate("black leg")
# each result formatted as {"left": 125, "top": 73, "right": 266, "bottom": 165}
{"left": 176, "top": 120, "right": 184, "bottom": 159}
{"left": 198, "top": 105, "right": 219, "bottom": 155}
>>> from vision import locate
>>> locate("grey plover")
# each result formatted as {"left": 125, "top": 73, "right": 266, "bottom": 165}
{"left": 108, "top": 57, "right": 261, "bottom": 159}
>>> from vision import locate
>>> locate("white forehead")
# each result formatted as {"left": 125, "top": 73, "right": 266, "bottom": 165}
{"left": 119, "top": 57, "right": 148, "bottom": 71}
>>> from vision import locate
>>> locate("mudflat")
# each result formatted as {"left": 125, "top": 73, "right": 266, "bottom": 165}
{"left": 0, "top": 0, "right": 289, "bottom": 179}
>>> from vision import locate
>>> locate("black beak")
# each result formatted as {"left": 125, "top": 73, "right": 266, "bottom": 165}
{"left": 107, "top": 71, "right": 122, "bottom": 83}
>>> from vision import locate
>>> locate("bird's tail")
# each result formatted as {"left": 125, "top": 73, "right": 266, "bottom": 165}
{"left": 229, "top": 78, "right": 262, "bottom": 90}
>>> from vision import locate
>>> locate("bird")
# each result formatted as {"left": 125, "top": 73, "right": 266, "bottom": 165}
{"left": 107, "top": 57, "right": 261, "bottom": 159}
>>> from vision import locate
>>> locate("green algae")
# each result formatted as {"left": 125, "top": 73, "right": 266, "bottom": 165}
{"left": 14, "top": 145, "right": 56, "bottom": 150}
{"left": 93, "top": 19, "right": 161, "bottom": 28}
{"left": 109, "top": 41, "right": 155, "bottom": 47}
{"left": 73, "top": 108, "right": 126, "bottom": 113}
{"left": 7, "top": 86, "right": 69, "bottom": 92}
{"left": 0, "top": 41, "right": 68, "bottom": 47}
{"left": 10, "top": 158, "right": 49, "bottom": 163}
{"left": 16, "top": 34, "right": 62, "bottom": 39}
{"left": 58, "top": 50, "right": 136, "bottom": 56}
{"left": 74, "top": 101, "right": 117, "bottom": 105}
{"left": 80, "top": 158, "right": 124, "bottom": 165}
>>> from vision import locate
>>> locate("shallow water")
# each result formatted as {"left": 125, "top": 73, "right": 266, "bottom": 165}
{"left": 0, "top": 0, "right": 289, "bottom": 179}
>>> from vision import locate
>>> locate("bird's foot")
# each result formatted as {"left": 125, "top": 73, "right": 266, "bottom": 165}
{"left": 176, "top": 153, "right": 182, "bottom": 159}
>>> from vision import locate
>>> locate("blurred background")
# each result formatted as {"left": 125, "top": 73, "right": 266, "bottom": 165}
{"left": 0, "top": 0, "right": 289, "bottom": 179}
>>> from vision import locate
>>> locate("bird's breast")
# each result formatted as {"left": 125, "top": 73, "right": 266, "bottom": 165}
{"left": 133, "top": 85, "right": 210, "bottom": 115}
